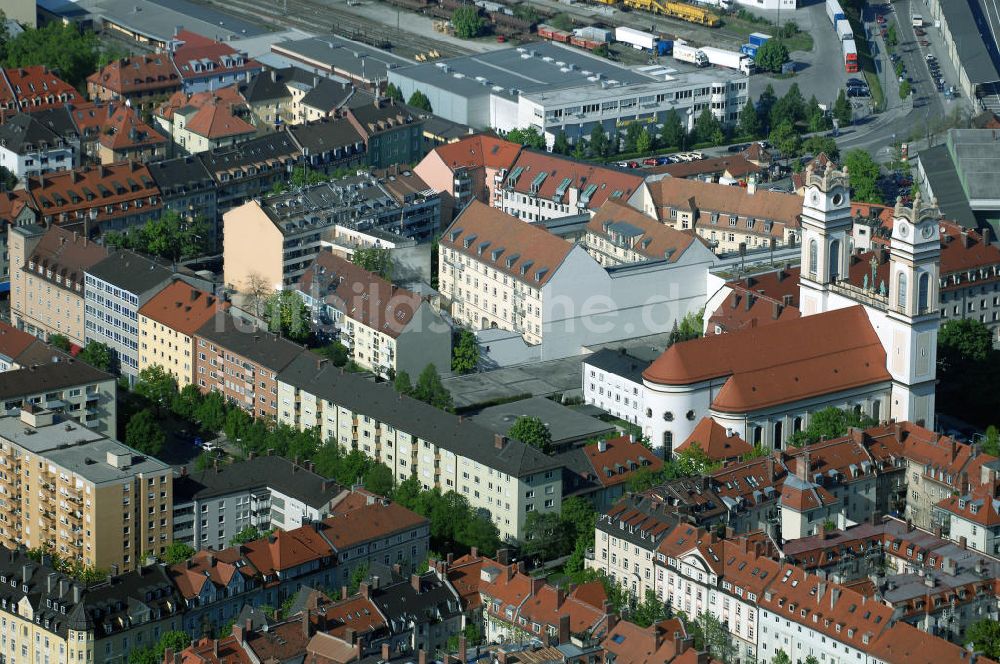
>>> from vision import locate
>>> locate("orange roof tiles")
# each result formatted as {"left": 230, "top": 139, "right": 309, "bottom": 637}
{"left": 601, "top": 618, "right": 687, "bottom": 664}
{"left": 139, "top": 281, "right": 226, "bottom": 335}
{"left": 98, "top": 104, "right": 167, "bottom": 151}
{"left": 581, "top": 435, "right": 664, "bottom": 488}
{"left": 0, "top": 66, "right": 78, "bottom": 114}
{"left": 646, "top": 154, "right": 762, "bottom": 179}
{"left": 587, "top": 200, "right": 700, "bottom": 263}
{"left": 25, "top": 225, "right": 110, "bottom": 293}
{"left": 935, "top": 481, "right": 1000, "bottom": 527}
{"left": 433, "top": 134, "right": 522, "bottom": 171}
{"left": 241, "top": 528, "right": 334, "bottom": 582}
{"left": 169, "top": 548, "right": 256, "bottom": 600}
{"left": 644, "top": 306, "right": 890, "bottom": 412}
{"left": 176, "top": 636, "right": 252, "bottom": 664}
{"left": 0, "top": 321, "right": 43, "bottom": 362}
{"left": 87, "top": 54, "right": 180, "bottom": 96}
{"left": 707, "top": 268, "right": 800, "bottom": 335}
{"left": 503, "top": 150, "right": 643, "bottom": 211}
{"left": 320, "top": 500, "right": 428, "bottom": 551}
{"left": 157, "top": 86, "right": 255, "bottom": 139}
{"left": 320, "top": 594, "right": 386, "bottom": 639}
{"left": 644, "top": 177, "right": 802, "bottom": 233}
{"left": 171, "top": 30, "right": 261, "bottom": 83}
{"left": 869, "top": 620, "right": 999, "bottom": 664}
{"left": 656, "top": 524, "right": 726, "bottom": 575}
{"left": 26, "top": 161, "right": 162, "bottom": 227}
{"left": 446, "top": 553, "right": 485, "bottom": 611}
{"left": 675, "top": 417, "right": 752, "bottom": 461}
{"left": 441, "top": 200, "right": 574, "bottom": 287}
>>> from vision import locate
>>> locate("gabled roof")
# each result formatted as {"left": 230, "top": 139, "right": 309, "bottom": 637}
{"left": 935, "top": 481, "right": 1000, "bottom": 526}
{"left": 870, "top": 621, "right": 1000, "bottom": 664}
{"left": 320, "top": 498, "right": 428, "bottom": 551}
{"left": 440, "top": 200, "right": 574, "bottom": 287}
{"left": 707, "top": 267, "right": 799, "bottom": 335}
{"left": 504, "top": 149, "right": 643, "bottom": 210}
{"left": 26, "top": 161, "right": 162, "bottom": 225}
{"left": 87, "top": 54, "right": 180, "bottom": 96}
{"left": 0, "top": 112, "right": 68, "bottom": 154}
{"left": 1, "top": 66, "right": 78, "bottom": 112}
{"left": 301, "top": 78, "right": 354, "bottom": 112}
{"left": 644, "top": 306, "right": 891, "bottom": 413}
{"left": 430, "top": 134, "right": 522, "bottom": 172}
{"left": 97, "top": 104, "right": 167, "bottom": 151}
{"left": 296, "top": 252, "right": 423, "bottom": 339}
{"left": 587, "top": 200, "right": 699, "bottom": 263}
{"left": 675, "top": 417, "right": 752, "bottom": 460}
{"left": 138, "top": 281, "right": 223, "bottom": 334}
{"left": 656, "top": 524, "right": 726, "bottom": 575}
{"left": 580, "top": 435, "right": 663, "bottom": 488}
{"left": 171, "top": 30, "right": 261, "bottom": 81}
{"left": 0, "top": 321, "right": 46, "bottom": 363}
{"left": 645, "top": 176, "right": 802, "bottom": 229}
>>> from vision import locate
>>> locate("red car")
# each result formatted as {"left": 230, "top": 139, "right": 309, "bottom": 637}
{"left": 628, "top": 161, "right": 639, "bottom": 169}
{"left": 643, "top": 157, "right": 658, "bottom": 166}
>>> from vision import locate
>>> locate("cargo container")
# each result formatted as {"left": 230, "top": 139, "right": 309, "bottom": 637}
{"left": 576, "top": 26, "right": 613, "bottom": 42}
{"left": 826, "top": 0, "right": 845, "bottom": 26}
{"left": 699, "top": 46, "right": 754, "bottom": 74}
{"left": 657, "top": 39, "right": 673, "bottom": 56}
{"left": 570, "top": 36, "right": 606, "bottom": 50}
{"left": 835, "top": 18, "right": 853, "bottom": 40}
{"left": 615, "top": 25, "right": 658, "bottom": 51}
{"left": 748, "top": 32, "right": 771, "bottom": 47}
{"left": 741, "top": 43, "right": 758, "bottom": 58}
{"left": 842, "top": 38, "right": 859, "bottom": 72}
{"left": 537, "top": 24, "right": 570, "bottom": 42}
{"left": 673, "top": 42, "right": 709, "bottom": 66}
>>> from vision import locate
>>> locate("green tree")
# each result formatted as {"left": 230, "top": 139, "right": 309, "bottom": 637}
{"left": 351, "top": 246, "right": 393, "bottom": 279}
{"left": 522, "top": 511, "right": 573, "bottom": 560}
{"left": 552, "top": 130, "right": 571, "bottom": 155}
{"left": 967, "top": 617, "right": 1000, "bottom": 659}
{"left": 983, "top": 426, "right": 1000, "bottom": 457}
{"left": 806, "top": 95, "right": 832, "bottom": 133}
{"left": 349, "top": 563, "right": 370, "bottom": 593}
{"left": 126, "top": 410, "right": 167, "bottom": 457}
{"left": 899, "top": 80, "right": 911, "bottom": 99}
{"left": 506, "top": 126, "right": 546, "bottom": 149}
{"left": 833, "top": 89, "right": 853, "bottom": 126}
{"left": 78, "top": 341, "right": 112, "bottom": 371}
{"left": 675, "top": 442, "right": 722, "bottom": 475}
{"left": 770, "top": 83, "right": 806, "bottom": 128}
{"left": 408, "top": 90, "right": 433, "bottom": 112}
{"left": 507, "top": 416, "right": 552, "bottom": 453}
{"left": 623, "top": 123, "right": 644, "bottom": 153}
{"left": 589, "top": 124, "right": 609, "bottom": 158}
{"left": 385, "top": 82, "right": 404, "bottom": 103}
{"left": 452, "top": 329, "right": 480, "bottom": 374}
{"left": 560, "top": 496, "right": 596, "bottom": 542}
{"left": 316, "top": 341, "right": 349, "bottom": 367}
{"left": 194, "top": 451, "right": 215, "bottom": 472}
{"left": 844, "top": 149, "right": 883, "bottom": 203}
{"left": 0, "top": 166, "right": 17, "bottom": 192}
{"left": 635, "top": 126, "right": 654, "bottom": 154}
{"left": 230, "top": 526, "right": 266, "bottom": 546}
{"left": 787, "top": 406, "right": 876, "bottom": 447}
{"left": 135, "top": 365, "right": 179, "bottom": 410}
{"left": 195, "top": 391, "right": 227, "bottom": 432}
{"left": 661, "top": 109, "right": 684, "bottom": 149}
{"left": 698, "top": 611, "right": 736, "bottom": 663}
{"left": 802, "top": 135, "right": 840, "bottom": 161}
{"left": 549, "top": 12, "right": 574, "bottom": 31}
{"left": 161, "top": 542, "right": 195, "bottom": 565}
{"left": 48, "top": 334, "right": 71, "bottom": 351}
{"left": 451, "top": 5, "right": 486, "bottom": 39}
{"left": 592, "top": 43, "right": 610, "bottom": 58}
{"left": 939, "top": 319, "right": 993, "bottom": 366}
{"left": 363, "top": 463, "right": 394, "bottom": 495}
{"left": 755, "top": 39, "right": 789, "bottom": 73}
{"left": 632, "top": 589, "right": 667, "bottom": 628}
{"left": 736, "top": 99, "right": 761, "bottom": 139}
{"left": 413, "top": 364, "right": 453, "bottom": 410}
{"left": 756, "top": 85, "right": 778, "bottom": 132}
{"left": 771, "top": 651, "right": 792, "bottom": 664}
{"left": 693, "top": 108, "right": 723, "bottom": 145}
{"left": 571, "top": 140, "right": 587, "bottom": 160}
{"left": 3, "top": 22, "right": 100, "bottom": 88}
{"left": 394, "top": 369, "right": 413, "bottom": 395}
{"left": 769, "top": 119, "right": 802, "bottom": 159}
{"left": 112, "top": 210, "right": 212, "bottom": 261}
{"left": 264, "top": 290, "right": 311, "bottom": 343}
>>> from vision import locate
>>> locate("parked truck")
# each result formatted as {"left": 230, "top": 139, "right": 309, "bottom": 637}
{"left": 741, "top": 43, "right": 758, "bottom": 58}
{"left": 911, "top": 14, "right": 924, "bottom": 27}
{"left": 835, "top": 18, "right": 853, "bottom": 40}
{"left": 674, "top": 42, "right": 709, "bottom": 66}
{"left": 615, "top": 26, "right": 658, "bottom": 51}
{"left": 826, "top": 0, "right": 846, "bottom": 26}
{"left": 699, "top": 46, "right": 754, "bottom": 75}
{"left": 842, "top": 38, "right": 859, "bottom": 72}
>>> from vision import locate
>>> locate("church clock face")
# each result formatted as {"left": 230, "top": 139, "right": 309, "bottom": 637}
{"left": 811, "top": 191, "right": 820, "bottom": 205}
{"left": 921, "top": 223, "right": 935, "bottom": 239}
{"left": 832, "top": 190, "right": 845, "bottom": 207}
{"left": 898, "top": 222, "right": 910, "bottom": 239}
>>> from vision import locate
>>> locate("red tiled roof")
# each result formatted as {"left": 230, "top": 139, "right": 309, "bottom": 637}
{"left": 296, "top": 252, "right": 423, "bottom": 339}
{"left": 644, "top": 177, "right": 802, "bottom": 235}
{"left": 241, "top": 528, "right": 334, "bottom": 580}
{"left": 26, "top": 161, "right": 162, "bottom": 227}
{"left": 707, "top": 268, "right": 799, "bottom": 336}
{"left": 24, "top": 225, "right": 110, "bottom": 292}
{"left": 86, "top": 54, "right": 180, "bottom": 96}
{"left": 320, "top": 595, "right": 386, "bottom": 640}
{"left": 587, "top": 200, "right": 700, "bottom": 263}
{"left": 441, "top": 200, "right": 574, "bottom": 287}
{"left": 156, "top": 86, "right": 254, "bottom": 139}
{"left": 0, "top": 321, "right": 42, "bottom": 362}
{"left": 503, "top": 150, "right": 643, "bottom": 211}
{"left": 644, "top": 306, "right": 890, "bottom": 413}
{"left": 1, "top": 66, "right": 78, "bottom": 113}
{"left": 601, "top": 618, "right": 687, "bottom": 664}
{"left": 656, "top": 524, "right": 725, "bottom": 575}
{"left": 139, "top": 280, "right": 226, "bottom": 335}
{"left": 432, "top": 134, "right": 522, "bottom": 171}
{"left": 98, "top": 104, "right": 167, "bottom": 151}
{"left": 176, "top": 636, "right": 252, "bottom": 664}
{"left": 168, "top": 548, "right": 256, "bottom": 600}
{"left": 581, "top": 435, "right": 664, "bottom": 488}
{"left": 675, "top": 417, "right": 752, "bottom": 460}
{"left": 446, "top": 554, "right": 485, "bottom": 611}
{"left": 935, "top": 481, "right": 1000, "bottom": 526}
{"left": 320, "top": 499, "right": 428, "bottom": 551}
{"left": 645, "top": 155, "right": 762, "bottom": 179}
{"left": 869, "top": 620, "right": 999, "bottom": 664}
{"left": 171, "top": 30, "right": 262, "bottom": 82}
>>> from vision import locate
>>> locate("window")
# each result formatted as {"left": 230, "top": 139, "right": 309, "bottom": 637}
{"left": 808, "top": 240, "right": 818, "bottom": 277}
{"left": 918, "top": 272, "right": 930, "bottom": 311}
{"left": 897, "top": 271, "right": 908, "bottom": 308}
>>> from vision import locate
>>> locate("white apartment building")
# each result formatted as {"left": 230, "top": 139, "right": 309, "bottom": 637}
{"left": 439, "top": 201, "right": 717, "bottom": 360}
{"left": 276, "top": 352, "right": 563, "bottom": 541}
{"left": 582, "top": 348, "right": 648, "bottom": 425}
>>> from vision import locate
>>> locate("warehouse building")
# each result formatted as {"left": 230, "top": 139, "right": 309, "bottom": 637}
{"left": 388, "top": 42, "right": 747, "bottom": 146}
{"left": 925, "top": 0, "right": 1000, "bottom": 111}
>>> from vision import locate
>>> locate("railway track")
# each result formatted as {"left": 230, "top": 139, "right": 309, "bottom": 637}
{"left": 201, "top": 0, "right": 472, "bottom": 58}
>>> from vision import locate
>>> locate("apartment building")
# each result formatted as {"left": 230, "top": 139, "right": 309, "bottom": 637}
{"left": 197, "top": 132, "right": 302, "bottom": 215}
{"left": 193, "top": 312, "right": 305, "bottom": 418}
{"left": 276, "top": 352, "right": 564, "bottom": 541}
{"left": 630, "top": 176, "right": 802, "bottom": 254}
{"left": 0, "top": 548, "right": 183, "bottom": 664}
{"left": 584, "top": 200, "right": 708, "bottom": 267}
{"left": 10, "top": 224, "right": 111, "bottom": 347}
{"left": 286, "top": 118, "right": 366, "bottom": 174}
{"left": 170, "top": 30, "right": 263, "bottom": 94}
{"left": 87, "top": 54, "right": 183, "bottom": 109}
{"left": 146, "top": 155, "right": 218, "bottom": 239}
{"left": 84, "top": 251, "right": 182, "bottom": 379}
{"left": 96, "top": 103, "right": 168, "bottom": 165}
{"left": 25, "top": 161, "right": 163, "bottom": 235}
{"left": 172, "top": 455, "right": 345, "bottom": 550}
{"left": 0, "top": 190, "right": 37, "bottom": 286}
{"left": 0, "top": 408, "right": 172, "bottom": 571}
{"left": 295, "top": 252, "right": 451, "bottom": 378}
{"left": 0, "top": 358, "right": 117, "bottom": 436}
{"left": 439, "top": 201, "right": 715, "bottom": 359}
{"left": 0, "top": 111, "right": 79, "bottom": 180}
{"left": 0, "top": 66, "right": 79, "bottom": 119}
{"left": 413, "top": 134, "right": 522, "bottom": 222}
{"left": 138, "top": 281, "right": 226, "bottom": 387}
{"left": 344, "top": 99, "right": 424, "bottom": 169}
{"left": 154, "top": 87, "right": 256, "bottom": 156}
{"left": 933, "top": 482, "right": 1000, "bottom": 554}
{"left": 497, "top": 151, "right": 643, "bottom": 222}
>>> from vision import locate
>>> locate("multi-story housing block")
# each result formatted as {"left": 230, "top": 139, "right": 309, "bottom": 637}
{"left": 276, "top": 352, "right": 564, "bottom": 541}
{"left": 0, "top": 408, "right": 172, "bottom": 571}
{"left": 154, "top": 87, "right": 256, "bottom": 156}
{"left": 86, "top": 54, "right": 183, "bottom": 109}
{"left": 0, "top": 190, "right": 38, "bottom": 287}
{"left": 138, "top": 281, "right": 226, "bottom": 387}
{"left": 295, "top": 252, "right": 451, "bottom": 378}
{"left": 0, "top": 66, "right": 79, "bottom": 119}
{"left": 583, "top": 200, "right": 705, "bottom": 267}
{"left": 171, "top": 455, "right": 345, "bottom": 550}
{"left": 0, "top": 358, "right": 117, "bottom": 436}
{"left": 581, "top": 349, "right": 648, "bottom": 426}
{"left": 497, "top": 151, "right": 643, "bottom": 222}
{"left": 10, "top": 224, "right": 110, "bottom": 347}
{"left": 344, "top": 99, "right": 424, "bottom": 169}
{"left": 84, "top": 252, "right": 185, "bottom": 379}
{"left": 193, "top": 312, "right": 304, "bottom": 418}
{"left": 146, "top": 155, "right": 218, "bottom": 242}
{"left": 198, "top": 132, "right": 302, "bottom": 215}
{"left": 170, "top": 30, "right": 263, "bottom": 94}
{"left": 286, "top": 118, "right": 366, "bottom": 174}
{"left": 0, "top": 111, "right": 79, "bottom": 181}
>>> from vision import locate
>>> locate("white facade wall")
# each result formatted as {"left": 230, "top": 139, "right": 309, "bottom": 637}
{"left": 0, "top": 144, "right": 77, "bottom": 181}
{"left": 941, "top": 510, "right": 1000, "bottom": 555}
{"left": 757, "top": 606, "right": 873, "bottom": 664}
{"left": 582, "top": 361, "right": 643, "bottom": 425}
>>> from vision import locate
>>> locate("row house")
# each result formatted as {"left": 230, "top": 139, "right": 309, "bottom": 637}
{"left": 583, "top": 200, "right": 706, "bottom": 268}
{"left": 169, "top": 30, "right": 263, "bottom": 93}
{"left": 87, "top": 54, "right": 183, "bottom": 109}
{"left": 197, "top": 132, "right": 302, "bottom": 214}
{"left": 497, "top": 150, "right": 643, "bottom": 223}
{"left": 344, "top": 99, "right": 424, "bottom": 169}
{"left": 0, "top": 66, "right": 78, "bottom": 119}
{"left": 286, "top": 118, "right": 366, "bottom": 175}
{"left": 146, "top": 155, "right": 218, "bottom": 243}
{"left": 0, "top": 110, "right": 79, "bottom": 180}
{"left": 154, "top": 87, "right": 256, "bottom": 156}
{"left": 276, "top": 352, "right": 564, "bottom": 542}
{"left": 630, "top": 176, "right": 802, "bottom": 255}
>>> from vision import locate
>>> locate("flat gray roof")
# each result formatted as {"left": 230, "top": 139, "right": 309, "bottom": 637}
{"left": 272, "top": 35, "right": 411, "bottom": 83}
{"left": 77, "top": 0, "right": 265, "bottom": 43}
{"left": 0, "top": 415, "right": 104, "bottom": 455}
{"left": 468, "top": 396, "right": 615, "bottom": 445}
{"left": 939, "top": 0, "right": 1000, "bottom": 87}
{"left": 946, "top": 129, "right": 1000, "bottom": 206}
{"left": 918, "top": 144, "right": 978, "bottom": 229}
{"left": 390, "top": 41, "right": 653, "bottom": 101}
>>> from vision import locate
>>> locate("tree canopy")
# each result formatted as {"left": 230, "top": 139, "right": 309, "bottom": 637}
{"left": 844, "top": 149, "right": 883, "bottom": 203}
{"left": 787, "top": 406, "right": 876, "bottom": 447}
{"left": 451, "top": 6, "right": 486, "bottom": 39}
{"left": 412, "top": 364, "right": 453, "bottom": 411}
{"left": 104, "top": 211, "right": 211, "bottom": 261}
{"left": 161, "top": 542, "right": 195, "bottom": 565}
{"left": 352, "top": 246, "right": 393, "bottom": 279}
{"left": 452, "top": 329, "right": 480, "bottom": 374}
{"left": 507, "top": 416, "right": 553, "bottom": 453}
{"left": 265, "top": 290, "right": 311, "bottom": 343}
{"left": 2, "top": 22, "right": 101, "bottom": 88}
{"left": 967, "top": 618, "right": 1000, "bottom": 660}
{"left": 506, "top": 127, "right": 546, "bottom": 149}
{"left": 407, "top": 90, "right": 433, "bottom": 112}
{"left": 755, "top": 39, "right": 789, "bottom": 73}
{"left": 78, "top": 341, "right": 113, "bottom": 372}
{"left": 126, "top": 409, "right": 167, "bottom": 457}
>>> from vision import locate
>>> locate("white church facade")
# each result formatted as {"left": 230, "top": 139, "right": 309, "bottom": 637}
{"left": 638, "top": 164, "right": 941, "bottom": 454}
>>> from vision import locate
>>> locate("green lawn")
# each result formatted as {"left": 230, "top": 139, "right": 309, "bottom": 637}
{"left": 719, "top": 16, "right": 814, "bottom": 53}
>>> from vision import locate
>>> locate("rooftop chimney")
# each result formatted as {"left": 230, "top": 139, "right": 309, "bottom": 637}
{"left": 411, "top": 573, "right": 421, "bottom": 593}
{"left": 559, "top": 614, "right": 570, "bottom": 644}
{"left": 494, "top": 433, "right": 507, "bottom": 449}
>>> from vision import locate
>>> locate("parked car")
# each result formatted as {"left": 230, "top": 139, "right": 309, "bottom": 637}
{"left": 628, "top": 161, "right": 639, "bottom": 168}
{"left": 643, "top": 157, "right": 658, "bottom": 166}
{"left": 914, "top": 28, "right": 926, "bottom": 36}
{"left": 925, "top": 53, "right": 936, "bottom": 61}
